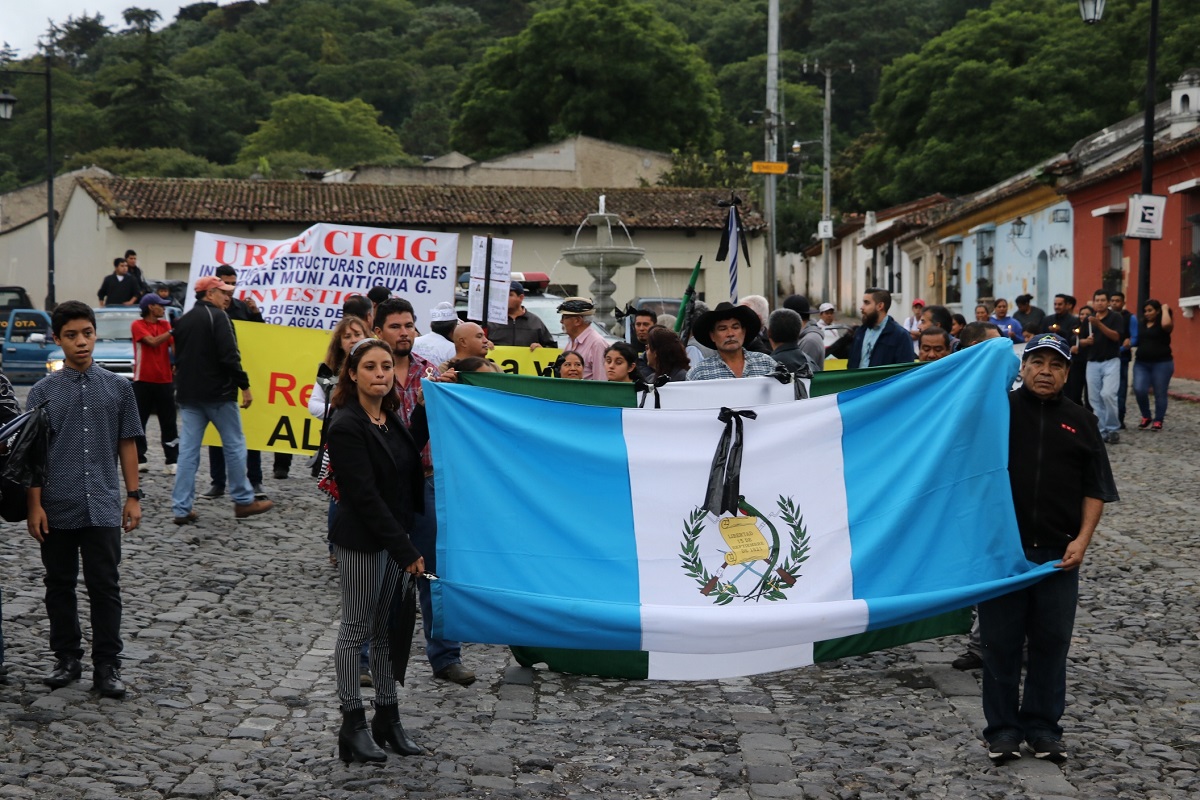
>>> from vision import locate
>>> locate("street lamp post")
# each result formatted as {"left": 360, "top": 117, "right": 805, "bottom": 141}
{"left": 1080, "top": 0, "right": 1156, "bottom": 313}
{"left": 0, "top": 57, "right": 57, "bottom": 310}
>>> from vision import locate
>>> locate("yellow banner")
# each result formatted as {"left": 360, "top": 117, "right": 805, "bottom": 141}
{"left": 487, "top": 345, "right": 563, "bottom": 377}
{"left": 201, "top": 329, "right": 566, "bottom": 454}
{"left": 202, "top": 322, "right": 329, "bottom": 455}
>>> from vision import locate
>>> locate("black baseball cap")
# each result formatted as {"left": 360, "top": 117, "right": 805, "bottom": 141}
{"left": 1022, "top": 332, "right": 1071, "bottom": 361}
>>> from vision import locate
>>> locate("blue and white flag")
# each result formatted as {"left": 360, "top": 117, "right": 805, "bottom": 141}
{"left": 425, "top": 338, "right": 1052, "bottom": 679}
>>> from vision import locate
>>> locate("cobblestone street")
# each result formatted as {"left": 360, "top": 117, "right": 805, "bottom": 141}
{"left": 2, "top": 381, "right": 1198, "bottom": 799}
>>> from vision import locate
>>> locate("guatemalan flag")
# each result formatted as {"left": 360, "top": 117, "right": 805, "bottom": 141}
{"left": 424, "top": 338, "right": 1055, "bottom": 680}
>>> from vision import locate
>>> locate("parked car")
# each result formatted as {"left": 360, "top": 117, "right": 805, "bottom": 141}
{"left": 44, "top": 307, "right": 145, "bottom": 379}
{"left": 456, "top": 290, "right": 617, "bottom": 350}
{"left": 631, "top": 296, "right": 682, "bottom": 319}
{"left": 453, "top": 271, "right": 617, "bottom": 349}
{"left": 1, "top": 308, "right": 53, "bottom": 383}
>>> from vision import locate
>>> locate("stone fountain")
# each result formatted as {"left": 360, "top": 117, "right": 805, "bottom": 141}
{"left": 560, "top": 195, "right": 644, "bottom": 329}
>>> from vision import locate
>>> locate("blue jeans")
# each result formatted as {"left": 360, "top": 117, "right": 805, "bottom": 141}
{"left": 1133, "top": 359, "right": 1173, "bottom": 422}
{"left": 172, "top": 402, "right": 256, "bottom": 515}
{"left": 1085, "top": 358, "right": 1120, "bottom": 436}
{"left": 978, "top": 546, "right": 1079, "bottom": 743}
{"left": 399, "top": 475, "right": 461, "bottom": 672}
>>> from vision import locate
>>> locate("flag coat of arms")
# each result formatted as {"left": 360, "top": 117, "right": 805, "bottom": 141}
{"left": 425, "top": 338, "right": 1056, "bottom": 679}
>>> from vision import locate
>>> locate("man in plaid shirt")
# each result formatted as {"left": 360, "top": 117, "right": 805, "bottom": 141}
{"left": 373, "top": 299, "right": 476, "bottom": 687}
{"left": 686, "top": 302, "right": 778, "bottom": 381}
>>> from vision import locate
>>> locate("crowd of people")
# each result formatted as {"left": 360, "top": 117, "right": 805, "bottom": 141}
{"left": 2, "top": 264, "right": 1176, "bottom": 769}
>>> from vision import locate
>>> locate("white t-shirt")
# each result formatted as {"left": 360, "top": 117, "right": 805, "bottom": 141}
{"left": 412, "top": 332, "right": 457, "bottom": 366}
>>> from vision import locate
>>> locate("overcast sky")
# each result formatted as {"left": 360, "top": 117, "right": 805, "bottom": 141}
{"left": 3, "top": 2, "right": 189, "bottom": 58}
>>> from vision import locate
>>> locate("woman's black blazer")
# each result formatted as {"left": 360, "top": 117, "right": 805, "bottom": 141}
{"left": 325, "top": 397, "right": 430, "bottom": 567}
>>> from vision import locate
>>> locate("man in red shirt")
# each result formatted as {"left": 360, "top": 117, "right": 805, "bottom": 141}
{"left": 132, "top": 294, "right": 179, "bottom": 474}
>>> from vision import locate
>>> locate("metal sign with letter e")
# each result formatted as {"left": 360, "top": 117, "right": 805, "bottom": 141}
{"left": 1125, "top": 194, "right": 1167, "bottom": 239}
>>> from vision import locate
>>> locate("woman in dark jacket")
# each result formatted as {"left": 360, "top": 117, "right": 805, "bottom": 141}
{"left": 325, "top": 338, "right": 428, "bottom": 763}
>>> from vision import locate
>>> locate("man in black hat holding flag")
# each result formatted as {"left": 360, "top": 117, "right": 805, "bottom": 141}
{"left": 686, "top": 302, "right": 778, "bottom": 381}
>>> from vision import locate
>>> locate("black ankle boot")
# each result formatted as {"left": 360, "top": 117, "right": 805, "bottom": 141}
{"left": 338, "top": 706, "right": 387, "bottom": 764}
{"left": 371, "top": 703, "right": 423, "bottom": 756}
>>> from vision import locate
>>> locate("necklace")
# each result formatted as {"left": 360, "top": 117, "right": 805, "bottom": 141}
{"left": 367, "top": 408, "right": 389, "bottom": 432}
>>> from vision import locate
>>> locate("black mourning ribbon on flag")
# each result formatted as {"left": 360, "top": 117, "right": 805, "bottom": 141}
{"left": 703, "top": 407, "right": 758, "bottom": 516}
{"left": 715, "top": 194, "right": 752, "bottom": 267}
{"left": 637, "top": 374, "right": 672, "bottom": 409}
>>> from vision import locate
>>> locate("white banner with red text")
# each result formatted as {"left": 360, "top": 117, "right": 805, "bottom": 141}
{"left": 186, "top": 224, "right": 459, "bottom": 329}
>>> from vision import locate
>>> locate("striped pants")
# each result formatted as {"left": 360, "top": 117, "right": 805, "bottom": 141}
{"left": 334, "top": 546, "right": 398, "bottom": 710}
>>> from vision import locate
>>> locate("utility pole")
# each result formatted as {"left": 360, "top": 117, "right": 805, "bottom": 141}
{"left": 763, "top": 0, "right": 779, "bottom": 309}
{"left": 804, "top": 59, "right": 853, "bottom": 305}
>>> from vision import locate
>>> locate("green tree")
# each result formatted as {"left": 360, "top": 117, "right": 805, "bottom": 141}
{"left": 451, "top": 0, "right": 722, "bottom": 158}
{"left": 47, "top": 14, "right": 112, "bottom": 68}
{"left": 62, "top": 146, "right": 220, "bottom": 177}
{"left": 658, "top": 149, "right": 754, "bottom": 189}
{"left": 240, "top": 94, "right": 408, "bottom": 166}
{"left": 852, "top": 0, "right": 1133, "bottom": 207}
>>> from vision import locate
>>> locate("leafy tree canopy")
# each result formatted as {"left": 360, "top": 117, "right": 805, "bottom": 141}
{"left": 451, "top": 0, "right": 722, "bottom": 158}
{"left": 240, "top": 94, "right": 410, "bottom": 167}
{"left": 849, "top": 0, "right": 1200, "bottom": 208}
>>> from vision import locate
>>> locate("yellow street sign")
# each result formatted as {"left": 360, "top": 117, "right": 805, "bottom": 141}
{"left": 751, "top": 161, "right": 788, "bottom": 175}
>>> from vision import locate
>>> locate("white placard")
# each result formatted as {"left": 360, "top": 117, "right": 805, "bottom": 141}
{"left": 467, "top": 235, "right": 513, "bottom": 325}
{"left": 187, "top": 224, "right": 458, "bottom": 328}
{"left": 1125, "top": 194, "right": 1167, "bottom": 240}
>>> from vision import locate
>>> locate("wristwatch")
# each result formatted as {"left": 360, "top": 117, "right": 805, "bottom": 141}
{"left": 127, "top": 489, "right": 144, "bottom": 500}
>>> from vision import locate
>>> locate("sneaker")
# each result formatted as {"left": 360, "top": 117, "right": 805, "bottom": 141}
{"left": 359, "top": 669, "right": 373, "bottom": 688}
{"left": 1151, "top": 420, "right": 1163, "bottom": 431}
{"left": 1028, "top": 737, "right": 1067, "bottom": 764}
{"left": 1138, "top": 417, "right": 1152, "bottom": 429}
{"left": 987, "top": 737, "right": 1022, "bottom": 765}
{"left": 252, "top": 483, "right": 269, "bottom": 500}
{"left": 234, "top": 499, "right": 274, "bottom": 519}
{"left": 137, "top": 462, "right": 149, "bottom": 473}
{"left": 164, "top": 463, "right": 177, "bottom": 475}
{"left": 199, "top": 484, "right": 224, "bottom": 500}
{"left": 273, "top": 467, "right": 289, "bottom": 480}
{"left": 951, "top": 651, "right": 983, "bottom": 671}
{"left": 173, "top": 511, "right": 198, "bottom": 526}
{"left": 1107, "top": 431, "right": 1120, "bottom": 444}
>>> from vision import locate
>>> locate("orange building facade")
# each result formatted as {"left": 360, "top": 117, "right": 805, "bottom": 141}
{"left": 1063, "top": 132, "right": 1200, "bottom": 380}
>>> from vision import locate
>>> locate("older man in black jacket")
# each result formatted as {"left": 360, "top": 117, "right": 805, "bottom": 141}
{"left": 979, "top": 333, "right": 1118, "bottom": 766}
{"left": 170, "top": 276, "right": 273, "bottom": 525}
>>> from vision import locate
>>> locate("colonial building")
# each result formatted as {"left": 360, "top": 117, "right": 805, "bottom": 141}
{"left": 322, "top": 135, "right": 673, "bottom": 189}
{"left": 2, "top": 177, "right": 763, "bottom": 311}
{"left": 1059, "top": 69, "right": 1200, "bottom": 378}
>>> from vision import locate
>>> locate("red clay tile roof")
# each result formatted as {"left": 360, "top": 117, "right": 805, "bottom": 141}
{"left": 77, "top": 177, "right": 765, "bottom": 231}
{"left": 1058, "top": 128, "right": 1200, "bottom": 193}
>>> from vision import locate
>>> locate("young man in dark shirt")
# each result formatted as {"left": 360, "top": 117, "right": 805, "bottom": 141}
{"left": 26, "top": 301, "right": 145, "bottom": 698}
{"left": 1082, "top": 289, "right": 1125, "bottom": 443}
{"left": 97, "top": 258, "right": 140, "bottom": 307}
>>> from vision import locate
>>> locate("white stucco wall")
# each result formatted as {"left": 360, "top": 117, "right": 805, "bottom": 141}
{"left": 1, "top": 184, "right": 766, "bottom": 311}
